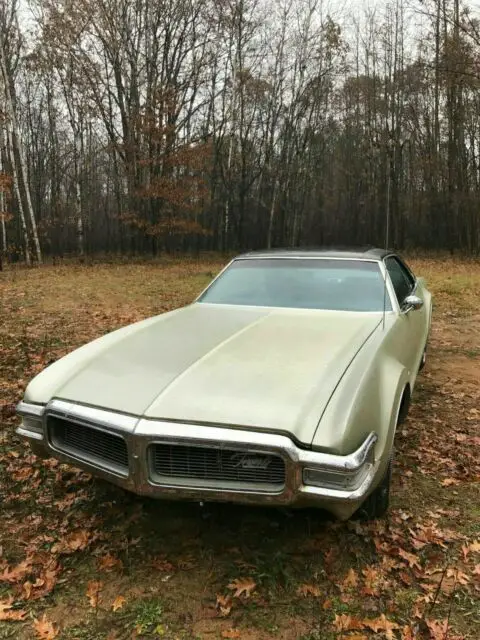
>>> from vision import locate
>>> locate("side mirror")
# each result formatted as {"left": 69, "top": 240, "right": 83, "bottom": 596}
{"left": 403, "top": 295, "right": 424, "bottom": 312}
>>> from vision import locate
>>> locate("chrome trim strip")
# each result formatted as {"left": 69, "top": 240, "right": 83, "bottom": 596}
{"left": 236, "top": 257, "right": 381, "bottom": 262}
{"left": 378, "top": 259, "right": 399, "bottom": 314}
{"left": 16, "top": 401, "right": 45, "bottom": 418}
{"left": 47, "top": 399, "right": 139, "bottom": 432}
{"left": 301, "top": 460, "right": 380, "bottom": 501}
{"left": 195, "top": 259, "right": 235, "bottom": 301}
{"left": 44, "top": 400, "right": 134, "bottom": 479}
{"left": 15, "top": 400, "right": 381, "bottom": 517}
{"left": 16, "top": 402, "right": 46, "bottom": 442}
{"left": 16, "top": 426, "right": 44, "bottom": 441}
{"left": 135, "top": 419, "right": 377, "bottom": 474}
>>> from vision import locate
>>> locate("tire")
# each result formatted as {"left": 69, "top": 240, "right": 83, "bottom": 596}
{"left": 356, "top": 456, "right": 392, "bottom": 521}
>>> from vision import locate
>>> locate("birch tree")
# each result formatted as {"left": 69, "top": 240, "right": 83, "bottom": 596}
{"left": 0, "top": 0, "right": 42, "bottom": 263}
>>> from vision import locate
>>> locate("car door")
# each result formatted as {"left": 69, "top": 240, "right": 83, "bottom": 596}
{"left": 384, "top": 255, "right": 428, "bottom": 377}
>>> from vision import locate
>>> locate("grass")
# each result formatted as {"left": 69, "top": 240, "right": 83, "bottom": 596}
{"left": 0, "top": 255, "right": 479, "bottom": 639}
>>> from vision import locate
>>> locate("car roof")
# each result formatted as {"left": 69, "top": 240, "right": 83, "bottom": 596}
{"left": 236, "top": 246, "right": 392, "bottom": 261}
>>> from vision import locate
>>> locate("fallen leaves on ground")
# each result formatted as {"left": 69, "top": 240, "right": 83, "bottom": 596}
{"left": 0, "top": 556, "right": 34, "bottom": 583}
{"left": 151, "top": 555, "right": 176, "bottom": 572}
{"left": 363, "top": 614, "right": 400, "bottom": 639}
{"left": 0, "top": 597, "right": 26, "bottom": 621}
{"left": 1, "top": 259, "right": 478, "bottom": 640}
{"left": 216, "top": 594, "right": 233, "bottom": 617}
{"left": 221, "top": 629, "right": 241, "bottom": 639}
{"left": 398, "top": 548, "right": 422, "bottom": 571}
{"left": 112, "top": 595, "right": 126, "bottom": 612}
{"left": 296, "top": 583, "right": 321, "bottom": 597}
{"left": 441, "top": 477, "right": 461, "bottom": 487}
{"left": 425, "top": 618, "right": 466, "bottom": 640}
{"left": 341, "top": 567, "right": 359, "bottom": 589}
{"left": 97, "top": 553, "right": 123, "bottom": 572}
{"left": 227, "top": 577, "right": 256, "bottom": 598}
{"left": 53, "top": 529, "right": 91, "bottom": 554}
{"left": 334, "top": 613, "right": 401, "bottom": 639}
{"left": 86, "top": 580, "right": 103, "bottom": 608}
{"left": 33, "top": 614, "right": 59, "bottom": 639}
{"left": 333, "top": 614, "right": 364, "bottom": 632}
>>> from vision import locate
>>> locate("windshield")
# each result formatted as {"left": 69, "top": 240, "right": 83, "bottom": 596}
{"left": 198, "top": 258, "right": 392, "bottom": 312}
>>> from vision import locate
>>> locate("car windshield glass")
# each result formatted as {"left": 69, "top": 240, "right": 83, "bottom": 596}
{"left": 198, "top": 258, "right": 392, "bottom": 312}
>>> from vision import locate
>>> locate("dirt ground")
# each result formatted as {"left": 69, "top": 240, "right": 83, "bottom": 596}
{"left": 0, "top": 256, "right": 479, "bottom": 640}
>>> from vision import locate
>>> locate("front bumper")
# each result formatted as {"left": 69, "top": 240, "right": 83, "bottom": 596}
{"left": 16, "top": 399, "right": 380, "bottom": 520}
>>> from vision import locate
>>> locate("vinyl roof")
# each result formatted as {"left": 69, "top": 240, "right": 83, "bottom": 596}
{"left": 236, "top": 246, "right": 392, "bottom": 261}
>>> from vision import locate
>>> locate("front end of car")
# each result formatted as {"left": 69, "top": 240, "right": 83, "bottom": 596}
{"left": 17, "top": 398, "right": 379, "bottom": 520}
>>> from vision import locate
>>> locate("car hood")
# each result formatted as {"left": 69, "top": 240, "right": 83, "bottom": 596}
{"left": 40, "top": 303, "right": 381, "bottom": 446}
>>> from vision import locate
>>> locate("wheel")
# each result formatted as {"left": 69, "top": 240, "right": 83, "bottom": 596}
{"left": 355, "top": 456, "right": 392, "bottom": 521}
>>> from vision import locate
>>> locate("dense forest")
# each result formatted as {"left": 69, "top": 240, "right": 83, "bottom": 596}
{"left": 0, "top": 0, "right": 479, "bottom": 263}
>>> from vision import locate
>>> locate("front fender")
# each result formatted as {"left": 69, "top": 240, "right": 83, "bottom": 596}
{"left": 311, "top": 317, "right": 408, "bottom": 477}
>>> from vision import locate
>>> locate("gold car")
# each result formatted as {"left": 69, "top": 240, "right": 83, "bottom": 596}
{"left": 17, "top": 248, "right": 432, "bottom": 520}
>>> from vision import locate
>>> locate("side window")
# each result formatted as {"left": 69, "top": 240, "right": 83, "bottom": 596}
{"left": 396, "top": 257, "right": 416, "bottom": 289}
{"left": 385, "top": 257, "right": 414, "bottom": 304}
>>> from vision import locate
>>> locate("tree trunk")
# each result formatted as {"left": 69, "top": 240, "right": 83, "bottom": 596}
{"left": 0, "top": 28, "right": 42, "bottom": 264}
{"left": 6, "top": 124, "right": 30, "bottom": 265}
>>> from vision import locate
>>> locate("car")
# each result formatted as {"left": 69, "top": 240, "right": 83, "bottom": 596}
{"left": 16, "top": 247, "right": 432, "bottom": 520}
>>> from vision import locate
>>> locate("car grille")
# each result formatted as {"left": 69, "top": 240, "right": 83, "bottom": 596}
{"left": 150, "top": 443, "right": 285, "bottom": 492}
{"left": 48, "top": 416, "right": 129, "bottom": 476}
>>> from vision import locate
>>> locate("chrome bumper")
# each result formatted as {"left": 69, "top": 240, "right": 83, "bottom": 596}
{"left": 16, "top": 400, "right": 380, "bottom": 520}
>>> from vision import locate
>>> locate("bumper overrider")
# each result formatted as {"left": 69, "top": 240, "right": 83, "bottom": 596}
{"left": 16, "top": 399, "right": 379, "bottom": 519}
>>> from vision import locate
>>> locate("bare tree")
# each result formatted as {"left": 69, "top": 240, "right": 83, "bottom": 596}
{"left": 0, "top": 0, "right": 42, "bottom": 262}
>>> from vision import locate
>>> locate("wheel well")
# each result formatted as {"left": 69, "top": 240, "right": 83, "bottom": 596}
{"left": 397, "top": 385, "right": 411, "bottom": 425}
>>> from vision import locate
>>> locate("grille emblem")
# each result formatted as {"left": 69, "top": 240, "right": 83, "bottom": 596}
{"left": 230, "top": 452, "right": 272, "bottom": 470}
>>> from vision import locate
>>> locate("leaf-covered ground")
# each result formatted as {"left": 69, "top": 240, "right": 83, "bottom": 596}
{"left": 0, "top": 256, "right": 479, "bottom": 640}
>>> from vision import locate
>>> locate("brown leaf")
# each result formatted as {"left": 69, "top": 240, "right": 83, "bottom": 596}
{"left": 363, "top": 614, "right": 400, "bottom": 639}
{"left": 51, "top": 530, "right": 90, "bottom": 554}
{"left": 227, "top": 577, "right": 256, "bottom": 598}
{"left": 398, "top": 548, "right": 422, "bottom": 571}
{"left": 446, "top": 567, "right": 469, "bottom": 586}
{"left": 399, "top": 571, "right": 413, "bottom": 586}
{"left": 151, "top": 556, "right": 175, "bottom": 572}
{"left": 0, "top": 598, "right": 27, "bottom": 622}
{"left": 112, "top": 595, "right": 126, "bottom": 612}
{"left": 221, "top": 629, "right": 241, "bottom": 639}
{"left": 342, "top": 567, "right": 359, "bottom": 589}
{"left": 324, "top": 548, "right": 337, "bottom": 568}
{"left": 333, "top": 614, "right": 364, "bottom": 631}
{"left": 361, "top": 566, "right": 381, "bottom": 596}
{"left": 33, "top": 614, "right": 59, "bottom": 639}
{"left": 24, "top": 563, "right": 61, "bottom": 601}
{"left": 468, "top": 540, "right": 480, "bottom": 555}
{"left": 362, "top": 566, "right": 379, "bottom": 586}
{"left": 37, "top": 565, "right": 60, "bottom": 598}
{"left": 86, "top": 580, "right": 103, "bottom": 608}
{"left": 426, "top": 618, "right": 449, "bottom": 640}
{"left": 296, "top": 583, "right": 321, "bottom": 598}
{"left": 401, "top": 625, "right": 415, "bottom": 640}
{"left": 441, "top": 478, "right": 461, "bottom": 487}
{"left": 98, "top": 554, "right": 123, "bottom": 572}
{"left": 216, "top": 594, "right": 232, "bottom": 617}
{"left": 0, "top": 557, "right": 33, "bottom": 583}
{"left": 23, "top": 581, "right": 34, "bottom": 600}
